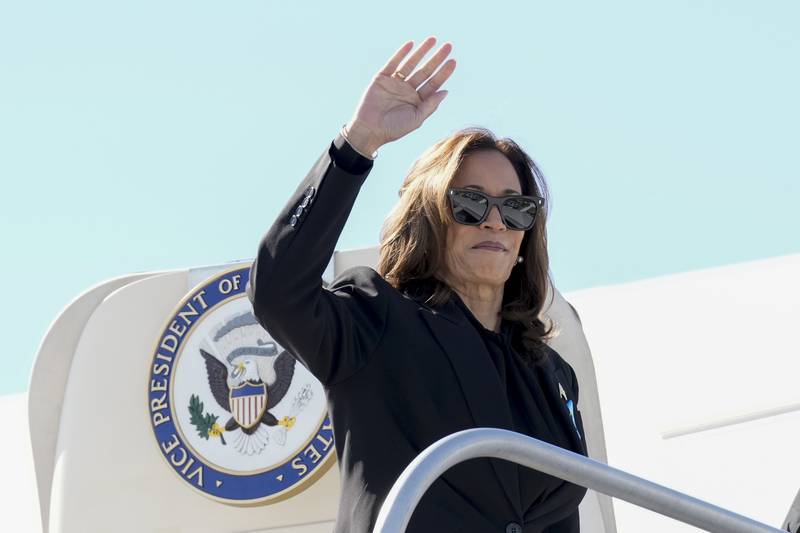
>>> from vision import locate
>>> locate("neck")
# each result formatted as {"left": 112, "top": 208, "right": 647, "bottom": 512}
{"left": 449, "top": 281, "right": 504, "bottom": 333}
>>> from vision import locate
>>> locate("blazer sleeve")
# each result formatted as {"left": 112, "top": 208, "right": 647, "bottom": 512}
{"left": 566, "top": 361, "right": 580, "bottom": 405}
{"left": 565, "top": 360, "right": 587, "bottom": 445}
{"left": 246, "top": 132, "right": 390, "bottom": 386}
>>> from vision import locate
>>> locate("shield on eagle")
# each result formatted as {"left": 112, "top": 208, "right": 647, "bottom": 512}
{"left": 229, "top": 381, "right": 268, "bottom": 429}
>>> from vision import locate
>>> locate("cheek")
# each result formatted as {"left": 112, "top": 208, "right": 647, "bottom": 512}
{"left": 444, "top": 226, "right": 460, "bottom": 261}
{"left": 444, "top": 225, "right": 471, "bottom": 266}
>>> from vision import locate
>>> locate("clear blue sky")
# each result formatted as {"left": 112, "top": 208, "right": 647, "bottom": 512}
{"left": 1, "top": 0, "right": 798, "bottom": 394}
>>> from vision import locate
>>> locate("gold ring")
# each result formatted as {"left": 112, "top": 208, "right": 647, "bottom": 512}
{"left": 391, "top": 71, "right": 407, "bottom": 81}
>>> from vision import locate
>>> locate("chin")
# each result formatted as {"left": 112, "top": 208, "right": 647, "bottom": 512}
{"left": 467, "top": 268, "right": 512, "bottom": 287}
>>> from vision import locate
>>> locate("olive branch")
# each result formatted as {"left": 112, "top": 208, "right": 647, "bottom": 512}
{"left": 188, "top": 394, "right": 226, "bottom": 445}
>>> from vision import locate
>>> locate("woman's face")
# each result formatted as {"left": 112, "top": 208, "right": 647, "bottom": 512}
{"left": 443, "top": 149, "right": 526, "bottom": 290}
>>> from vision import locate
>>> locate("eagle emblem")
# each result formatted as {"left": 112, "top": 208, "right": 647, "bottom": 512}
{"left": 197, "top": 311, "right": 310, "bottom": 455}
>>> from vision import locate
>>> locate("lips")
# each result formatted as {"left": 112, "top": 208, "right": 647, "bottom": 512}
{"left": 471, "top": 241, "right": 507, "bottom": 251}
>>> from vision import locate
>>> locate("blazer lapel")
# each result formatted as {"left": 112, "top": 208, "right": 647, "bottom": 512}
{"left": 419, "top": 301, "right": 522, "bottom": 515}
{"left": 539, "top": 351, "right": 587, "bottom": 456}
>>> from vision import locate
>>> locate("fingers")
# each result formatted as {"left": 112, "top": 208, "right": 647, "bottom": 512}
{"left": 375, "top": 37, "right": 456, "bottom": 123}
{"left": 417, "top": 58, "right": 457, "bottom": 101}
{"left": 407, "top": 42, "right": 452, "bottom": 89}
{"left": 393, "top": 36, "right": 438, "bottom": 78}
{"left": 419, "top": 90, "right": 449, "bottom": 121}
{"left": 379, "top": 40, "right": 415, "bottom": 77}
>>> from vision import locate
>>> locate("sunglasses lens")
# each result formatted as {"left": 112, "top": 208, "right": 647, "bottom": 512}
{"left": 450, "top": 189, "right": 539, "bottom": 230}
{"left": 450, "top": 190, "right": 488, "bottom": 225}
{"left": 500, "top": 197, "right": 537, "bottom": 230}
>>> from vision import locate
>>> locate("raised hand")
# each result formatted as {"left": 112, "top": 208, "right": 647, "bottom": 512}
{"left": 343, "top": 37, "right": 456, "bottom": 156}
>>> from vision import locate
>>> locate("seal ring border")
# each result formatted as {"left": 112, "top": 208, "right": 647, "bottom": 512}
{"left": 146, "top": 263, "right": 337, "bottom": 506}
{"left": 169, "top": 292, "right": 329, "bottom": 476}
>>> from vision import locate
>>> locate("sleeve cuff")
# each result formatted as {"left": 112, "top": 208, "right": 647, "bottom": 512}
{"left": 330, "top": 132, "right": 375, "bottom": 175}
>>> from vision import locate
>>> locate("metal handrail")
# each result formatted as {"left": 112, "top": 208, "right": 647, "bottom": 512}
{"left": 373, "top": 428, "right": 784, "bottom": 533}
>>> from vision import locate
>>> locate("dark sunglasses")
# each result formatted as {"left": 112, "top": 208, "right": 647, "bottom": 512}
{"left": 447, "top": 188, "right": 544, "bottom": 231}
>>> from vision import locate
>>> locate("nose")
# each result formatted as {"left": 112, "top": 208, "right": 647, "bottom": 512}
{"left": 481, "top": 205, "right": 507, "bottom": 230}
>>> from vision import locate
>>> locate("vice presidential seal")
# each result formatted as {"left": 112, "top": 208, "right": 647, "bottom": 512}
{"left": 147, "top": 265, "right": 335, "bottom": 505}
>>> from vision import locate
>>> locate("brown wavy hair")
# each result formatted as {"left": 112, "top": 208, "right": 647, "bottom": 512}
{"left": 377, "top": 127, "right": 558, "bottom": 365}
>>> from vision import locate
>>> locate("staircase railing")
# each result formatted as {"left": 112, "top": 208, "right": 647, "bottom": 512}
{"left": 373, "top": 428, "right": 784, "bottom": 533}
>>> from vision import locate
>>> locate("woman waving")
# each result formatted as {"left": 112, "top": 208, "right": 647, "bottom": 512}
{"left": 248, "top": 37, "right": 587, "bottom": 533}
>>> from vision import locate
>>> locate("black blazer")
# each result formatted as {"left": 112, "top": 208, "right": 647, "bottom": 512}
{"left": 247, "top": 133, "right": 588, "bottom": 533}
